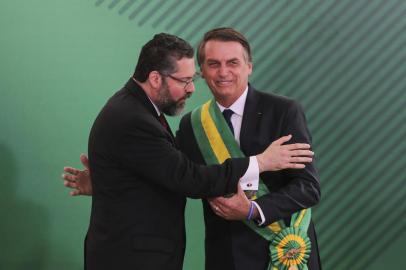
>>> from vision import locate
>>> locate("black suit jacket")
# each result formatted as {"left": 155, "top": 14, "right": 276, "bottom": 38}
{"left": 177, "top": 86, "right": 321, "bottom": 270}
{"left": 85, "top": 79, "right": 249, "bottom": 270}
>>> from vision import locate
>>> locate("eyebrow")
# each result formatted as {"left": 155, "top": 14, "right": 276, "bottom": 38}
{"left": 206, "top": 58, "right": 240, "bottom": 63}
{"left": 178, "top": 72, "right": 200, "bottom": 79}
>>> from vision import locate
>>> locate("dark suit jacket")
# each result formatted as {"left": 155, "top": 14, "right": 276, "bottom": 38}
{"left": 85, "top": 78, "right": 249, "bottom": 270}
{"left": 177, "top": 86, "right": 321, "bottom": 270}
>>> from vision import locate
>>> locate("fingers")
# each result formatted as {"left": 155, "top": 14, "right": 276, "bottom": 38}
{"left": 281, "top": 156, "right": 313, "bottom": 170}
{"left": 62, "top": 155, "right": 89, "bottom": 197}
{"left": 286, "top": 163, "right": 306, "bottom": 169}
{"left": 290, "top": 149, "right": 314, "bottom": 156}
{"left": 70, "top": 190, "right": 82, "bottom": 196}
{"left": 80, "top": 154, "right": 90, "bottom": 169}
{"left": 273, "top": 134, "right": 292, "bottom": 146}
{"left": 63, "top": 179, "right": 78, "bottom": 189}
{"left": 208, "top": 197, "right": 226, "bottom": 217}
{"left": 209, "top": 200, "right": 217, "bottom": 209}
{"left": 211, "top": 197, "right": 226, "bottom": 205}
{"left": 209, "top": 201, "right": 223, "bottom": 216}
{"left": 285, "top": 143, "right": 311, "bottom": 150}
{"left": 63, "top": 178, "right": 82, "bottom": 196}
{"left": 62, "top": 172, "right": 78, "bottom": 182}
{"left": 286, "top": 150, "right": 313, "bottom": 168}
{"left": 63, "top": 166, "right": 80, "bottom": 176}
{"left": 289, "top": 156, "right": 313, "bottom": 163}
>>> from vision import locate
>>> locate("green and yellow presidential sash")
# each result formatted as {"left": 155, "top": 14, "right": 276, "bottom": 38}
{"left": 191, "top": 99, "right": 312, "bottom": 270}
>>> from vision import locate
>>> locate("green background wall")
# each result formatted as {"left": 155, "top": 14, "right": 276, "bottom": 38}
{"left": 0, "top": 0, "right": 405, "bottom": 269}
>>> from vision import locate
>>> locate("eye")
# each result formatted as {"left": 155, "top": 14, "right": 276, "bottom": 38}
{"left": 207, "top": 62, "right": 219, "bottom": 68}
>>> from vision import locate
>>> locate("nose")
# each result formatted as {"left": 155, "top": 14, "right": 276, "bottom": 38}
{"left": 218, "top": 65, "right": 229, "bottom": 77}
{"left": 186, "top": 81, "right": 195, "bottom": 93}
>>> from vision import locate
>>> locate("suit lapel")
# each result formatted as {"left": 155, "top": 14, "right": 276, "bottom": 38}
{"left": 240, "top": 86, "right": 263, "bottom": 155}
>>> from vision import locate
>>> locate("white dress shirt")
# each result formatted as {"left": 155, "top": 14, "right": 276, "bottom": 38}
{"left": 216, "top": 86, "right": 259, "bottom": 191}
{"left": 217, "top": 86, "right": 266, "bottom": 224}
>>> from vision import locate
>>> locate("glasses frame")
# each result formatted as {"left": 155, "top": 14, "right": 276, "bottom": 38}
{"left": 162, "top": 72, "right": 200, "bottom": 89}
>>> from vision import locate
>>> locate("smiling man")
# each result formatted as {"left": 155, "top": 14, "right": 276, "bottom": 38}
{"left": 176, "top": 28, "right": 321, "bottom": 270}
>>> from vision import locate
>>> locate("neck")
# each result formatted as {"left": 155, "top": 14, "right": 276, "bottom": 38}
{"left": 216, "top": 97, "right": 237, "bottom": 108}
{"left": 214, "top": 87, "right": 247, "bottom": 108}
{"left": 133, "top": 78, "right": 157, "bottom": 103}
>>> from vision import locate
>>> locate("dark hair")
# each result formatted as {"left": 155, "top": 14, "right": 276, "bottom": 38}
{"left": 133, "top": 33, "right": 194, "bottom": 82}
{"left": 197, "top": 27, "right": 252, "bottom": 67}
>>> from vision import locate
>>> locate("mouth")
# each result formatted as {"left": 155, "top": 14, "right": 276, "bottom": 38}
{"left": 177, "top": 94, "right": 190, "bottom": 104}
{"left": 215, "top": 80, "right": 233, "bottom": 86}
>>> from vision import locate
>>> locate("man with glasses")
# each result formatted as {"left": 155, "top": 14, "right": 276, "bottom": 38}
{"left": 64, "top": 32, "right": 315, "bottom": 270}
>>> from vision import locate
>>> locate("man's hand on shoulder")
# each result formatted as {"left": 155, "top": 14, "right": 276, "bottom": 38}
{"left": 256, "top": 134, "right": 314, "bottom": 172}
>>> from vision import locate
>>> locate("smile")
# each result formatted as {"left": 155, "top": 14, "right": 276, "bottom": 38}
{"left": 215, "top": 80, "right": 233, "bottom": 85}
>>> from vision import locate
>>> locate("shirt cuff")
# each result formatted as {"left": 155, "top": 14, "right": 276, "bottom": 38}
{"left": 239, "top": 156, "right": 259, "bottom": 190}
{"left": 252, "top": 201, "right": 266, "bottom": 225}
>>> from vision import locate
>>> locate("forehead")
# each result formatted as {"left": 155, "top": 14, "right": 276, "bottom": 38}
{"left": 173, "top": 57, "right": 196, "bottom": 76}
{"left": 203, "top": 40, "right": 247, "bottom": 61}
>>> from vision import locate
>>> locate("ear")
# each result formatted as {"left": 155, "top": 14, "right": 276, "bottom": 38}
{"left": 247, "top": 62, "right": 253, "bottom": 76}
{"left": 199, "top": 66, "right": 205, "bottom": 79}
{"left": 147, "top": 71, "right": 162, "bottom": 89}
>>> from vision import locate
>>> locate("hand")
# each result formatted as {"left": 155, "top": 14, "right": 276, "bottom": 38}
{"left": 208, "top": 185, "right": 256, "bottom": 220}
{"left": 62, "top": 154, "right": 93, "bottom": 196}
{"left": 256, "top": 135, "right": 314, "bottom": 172}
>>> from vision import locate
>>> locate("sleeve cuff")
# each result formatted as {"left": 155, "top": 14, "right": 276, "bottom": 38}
{"left": 239, "top": 156, "right": 259, "bottom": 190}
{"left": 252, "top": 200, "right": 266, "bottom": 225}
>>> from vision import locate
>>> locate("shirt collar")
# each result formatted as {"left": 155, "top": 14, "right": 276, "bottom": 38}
{"left": 132, "top": 77, "right": 162, "bottom": 116}
{"left": 148, "top": 96, "right": 162, "bottom": 116}
{"left": 216, "top": 86, "right": 249, "bottom": 116}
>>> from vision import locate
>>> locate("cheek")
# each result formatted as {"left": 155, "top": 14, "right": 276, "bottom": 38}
{"left": 202, "top": 70, "right": 215, "bottom": 81}
{"left": 204, "top": 79, "right": 216, "bottom": 91}
{"left": 174, "top": 88, "right": 186, "bottom": 99}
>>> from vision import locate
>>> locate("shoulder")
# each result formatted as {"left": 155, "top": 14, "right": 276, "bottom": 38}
{"left": 179, "top": 111, "right": 192, "bottom": 126}
{"left": 249, "top": 86, "right": 302, "bottom": 113}
{"left": 95, "top": 88, "right": 157, "bottom": 132}
{"left": 177, "top": 111, "right": 193, "bottom": 138}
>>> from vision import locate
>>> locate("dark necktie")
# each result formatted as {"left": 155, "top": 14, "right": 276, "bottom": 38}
{"left": 158, "top": 114, "right": 170, "bottom": 131}
{"left": 222, "top": 109, "right": 234, "bottom": 135}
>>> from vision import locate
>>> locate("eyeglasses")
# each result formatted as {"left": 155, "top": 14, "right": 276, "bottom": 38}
{"left": 162, "top": 73, "right": 200, "bottom": 89}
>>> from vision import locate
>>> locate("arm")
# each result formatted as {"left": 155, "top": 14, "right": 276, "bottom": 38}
{"left": 254, "top": 101, "right": 321, "bottom": 226}
{"left": 113, "top": 114, "right": 248, "bottom": 198}
{"left": 62, "top": 134, "right": 311, "bottom": 200}
{"left": 117, "top": 111, "right": 313, "bottom": 199}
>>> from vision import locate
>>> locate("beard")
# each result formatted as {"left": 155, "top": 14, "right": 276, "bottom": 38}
{"left": 156, "top": 80, "right": 191, "bottom": 116}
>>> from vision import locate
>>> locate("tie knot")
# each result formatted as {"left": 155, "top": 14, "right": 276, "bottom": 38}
{"left": 222, "top": 109, "right": 234, "bottom": 120}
